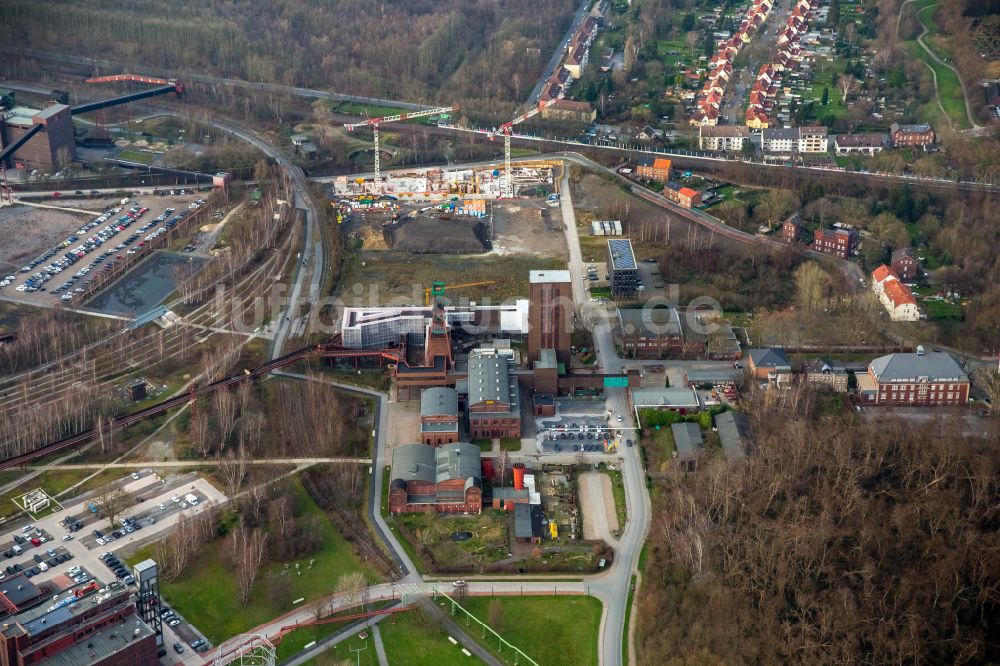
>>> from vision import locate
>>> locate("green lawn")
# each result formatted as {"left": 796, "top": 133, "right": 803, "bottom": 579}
{"left": 127, "top": 477, "right": 377, "bottom": 644}
{"left": 380, "top": 608, "right": 477, "bottom": 666}
{"left": 456, "top": 596, "right": 602, "bottom": 666}
{"left": 117, "top": 149, "right": 155, "bottom": 164}
{"left": 902, "top": 0, "right": 971, "bottom": 129}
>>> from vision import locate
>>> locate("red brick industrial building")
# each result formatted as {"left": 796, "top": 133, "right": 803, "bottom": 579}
{"left": 466, "top": 351, "right": 521, "bottom": 439}
{"left": 419, "top": 387, "right": 459, "bottom": 446}
{"left": 528, "top": 270, "right": 573, "bottom": 366}
{"left": 0, "top": 580, "right": 158, "bottom": 666}
{"left": 388, "top": 443, "right": 483, "bottom": 514}
{"left": 0, "top": 104, "right": 76, "bottom": 169}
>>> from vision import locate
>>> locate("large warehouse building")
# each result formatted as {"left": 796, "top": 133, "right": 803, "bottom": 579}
{"left": 0, "top": 104, "right": 76, "bottom": 169}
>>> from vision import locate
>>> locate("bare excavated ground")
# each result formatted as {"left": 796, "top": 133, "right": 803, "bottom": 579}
{"left": 491, "top": 199, "right": 569, "bottom": 259}
{"left": 0, "top": 204, "right": 92, "bottom": 276}
{"left": 579, "top": 471, "right": 618, "bottom": 541}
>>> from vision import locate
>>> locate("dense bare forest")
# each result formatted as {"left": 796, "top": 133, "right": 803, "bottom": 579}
{"left": 0, "top": 0, "right": 576, "bottom": 109}
{"left": 636, "top": 405, "right": 1000, "bottom": 664}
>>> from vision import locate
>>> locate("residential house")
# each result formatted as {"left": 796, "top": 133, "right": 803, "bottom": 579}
{"left": 541, "top": 99, "right": 596, "bottom": 124}
{"left": 747, "top": 348, "right": 792, "bottom": 382}
{"left": 856, "top": 348, "right": 969, "bottom": 406}
{"left": 813, "top": 226, "right": 858, "bottom": 258}
{"left": 761, "top": 127, "right": 800, "bottom": 154}
{"left": 781, "top": 213, "right": 801, "bottom": 243}
{"left": 834, "top": 133, "right": 888, "bottom": 155}
{"left": 698, "top": 125, "right": 750, "bottom": 151}
{"left": 419, "top": 387, "right": 459, "bottom": 446}
{"left": 890, "top": 123, "right": 935, "bottom": 147}
{"left": 871, "top": 265, "right": 920, "bottom": 321}
{"left": 635, "top": 156, "right": 672, "bottom": 182}
{"left": 388, "top": 443, "right": 483, "bottom": 514}
{"left": 891, "top": 247, "right": 919, "bottom": 280}
{"left": 637, "top": 125, "right": 664, "bottom": 141}
{"left": 802, "top": 358, "right": 848, "bottom": 392}
{"left": 663, "top": 182, "right": 702, "bottom": 208}
{"left": 797, "top": 126, "right": 828, "bottom": 153}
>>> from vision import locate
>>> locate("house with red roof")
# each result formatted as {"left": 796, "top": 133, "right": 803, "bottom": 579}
{"left": 871, "top": 265, "right": 920, "bottom": 321}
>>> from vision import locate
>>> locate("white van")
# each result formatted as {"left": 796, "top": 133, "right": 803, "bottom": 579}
{"left": 38, "top": 562, "right": 48, "bottom": 572}
{"left": 184, "top": 493, "right": 198, "bottom": 506}
{"left": 11, "top": 545, "right": 22, "bottom": 555}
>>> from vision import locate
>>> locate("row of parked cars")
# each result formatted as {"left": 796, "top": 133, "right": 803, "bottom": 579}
{"left": 100, "top": 551, "right": 135, "bottom": 585}
{"left": 2, "top": 549, "right": 74, "bottom": 580}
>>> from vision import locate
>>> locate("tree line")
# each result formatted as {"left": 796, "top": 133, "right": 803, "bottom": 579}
{"left": 636, "top": 403, "right": 1000, "bottom": 664}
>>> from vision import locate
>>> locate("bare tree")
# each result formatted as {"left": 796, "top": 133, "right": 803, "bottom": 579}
{"left": 189, "top": 408, "right": 210, "bottom": 458}
{"left": 214, "top": 389, "right": 238, "bottom": 450}
{"left": 232, "top": 520, "right": 267, "bottom": 605}
{"left": 220, "top": 445, "right": 250, "bottom": 498}
{"left": 837, "top": 74, "right": 857, "bottom": 104}
{"left": 335, "top": 570, "right": 367, "bottom": 611}
{"left": 95, "top": 486, "right": 130, "bottom": 531}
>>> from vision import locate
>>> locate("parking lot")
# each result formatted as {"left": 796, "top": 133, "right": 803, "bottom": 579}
{"left": 0, "top": 191, "right": 205, "bottom": 307}
{"left": 1, "top": 470, "right": 227, "bottom": 662}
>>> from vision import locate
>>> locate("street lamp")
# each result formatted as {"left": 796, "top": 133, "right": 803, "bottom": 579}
{"left": 350, "top": 643, "right": 368, "bottom": 666}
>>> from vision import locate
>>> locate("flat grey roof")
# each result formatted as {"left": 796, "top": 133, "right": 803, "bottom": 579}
{"left": 632, "top": 387, "right": 701, "bottom": 409}
{"left": 529, "top": 270, "right": 571, "bottom": 284}
{"left": 869, "top": 350, "right": 967, "bottom": 383}
{"left": 41, "top": 617, "right": 156, "bottom": 666}
{"left": 618, "top": 308, "right": 682, "bottom": 337}
{"left": 608, "top": 239, "right": 636, "bottom": 271}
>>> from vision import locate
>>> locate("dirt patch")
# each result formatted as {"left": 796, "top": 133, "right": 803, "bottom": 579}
{"left": 389, "top": 216, "right": 487, "bottom": 254}
{"left": 0, "top": 204, "right": 91, "bottom": 275}
{"left": 492, "top": 200, "right": 569, "bottom": 259}
{"left": 579, "top": 471, "right": 618, "bottom": 540}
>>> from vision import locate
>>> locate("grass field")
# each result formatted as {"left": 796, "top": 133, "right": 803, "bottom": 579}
{"left": 380, "top": 607, "right": 475, "bottom": 666}
{"left": 342, "top": 252, "right": 565, "bottom": 304}
{"left": 456, "top": 596, "right": 602, "bottom": 666}
{"left": 127, "top": 477, "right": 377, "bottom": 644}
{"left": 903, "top": 0, "right": 971, "bottom": 129}
{"left": 116, "top": 149, "right": 155, "bottom": 164}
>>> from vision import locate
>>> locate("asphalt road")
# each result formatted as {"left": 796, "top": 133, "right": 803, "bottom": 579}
{"left": 528, "top": 0, "right": 591, "bottom": 104}
{"left": 558, "top": 164, "right": 650, "bottom": 666}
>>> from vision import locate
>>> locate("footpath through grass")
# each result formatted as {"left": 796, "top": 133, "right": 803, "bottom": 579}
{"left": 457, "top": 596, "right": 601, "bottom": 666}
{"left": 903, "top": 0, "right": 970, "bottom": 129}
{"left": 127, "top": 477, "right": 378, "bottom": 644}
{"left": 380, "top": 607, "right": 477, "bottom": 666}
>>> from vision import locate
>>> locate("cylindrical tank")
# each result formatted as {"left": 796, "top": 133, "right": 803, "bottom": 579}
{"left": 513, "top": 463, "right": 526, "bottom": 490}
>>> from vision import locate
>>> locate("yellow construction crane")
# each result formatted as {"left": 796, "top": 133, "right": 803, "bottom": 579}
{"left": 424, "top": 280, "right": 496, "bottom": 306}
